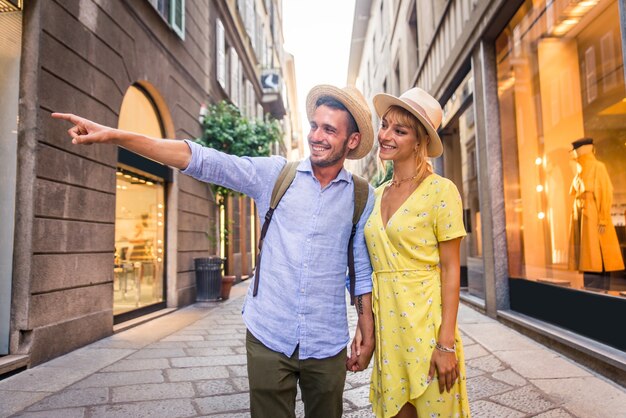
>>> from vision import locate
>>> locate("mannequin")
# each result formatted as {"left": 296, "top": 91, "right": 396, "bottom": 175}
{"left": 568, "top": 138, "right": 624, "bottom": 273}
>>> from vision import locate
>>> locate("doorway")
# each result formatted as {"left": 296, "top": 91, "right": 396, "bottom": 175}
{"left": 114, "top": 84, "right": 169, "bottom": 319}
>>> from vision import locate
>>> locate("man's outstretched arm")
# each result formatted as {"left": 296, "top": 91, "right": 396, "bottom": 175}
{"left": 52, "top": 113, "right": 191, "bottom": 170}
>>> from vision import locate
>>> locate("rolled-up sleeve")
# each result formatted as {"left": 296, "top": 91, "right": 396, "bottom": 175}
{"left": 351, "top": 187, "right": 375, "bottom": 296}
{"left": 181, "top": 140, "right": 285, "bottom": 201}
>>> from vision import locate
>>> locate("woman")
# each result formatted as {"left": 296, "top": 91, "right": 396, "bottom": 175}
{"left": 362, "top": 88, "right": 470, "bottom": 418}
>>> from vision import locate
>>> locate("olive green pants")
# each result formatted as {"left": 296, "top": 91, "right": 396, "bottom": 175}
{"left": 246, "top": 330, "right": 347, "bottom": 418}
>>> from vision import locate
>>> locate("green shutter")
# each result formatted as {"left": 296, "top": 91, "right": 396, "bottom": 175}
{"left": 169, "top": 0, "right": 185, "bottom": 40}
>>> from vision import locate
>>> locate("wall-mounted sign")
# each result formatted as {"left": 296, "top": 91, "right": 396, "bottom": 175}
{"left": 261, "top": 69, "right": 280, "bottom": 93}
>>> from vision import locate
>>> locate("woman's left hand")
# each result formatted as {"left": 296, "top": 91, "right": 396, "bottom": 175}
{"left": 428, "top": 348, "right": 460, "bottom": 393}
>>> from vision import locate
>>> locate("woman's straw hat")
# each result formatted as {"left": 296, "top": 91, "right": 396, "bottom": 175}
{"left": 373, "top": 87, "right": 443, "bottom": 158}
{"left": 306, "top": 85, "right": 374, "bottom": 160}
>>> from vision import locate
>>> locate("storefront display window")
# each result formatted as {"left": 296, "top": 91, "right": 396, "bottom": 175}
{"left": 496, "top": 0, "right": 625, "bottom": 296}
{"left": 114, "top": 168, "right": 165, "bottom": 315}
{"left": 441, "top": 73, "right": 484, "bottom": 298}
{"left": 115, "top": 84, "right": 168, "bottom": 316}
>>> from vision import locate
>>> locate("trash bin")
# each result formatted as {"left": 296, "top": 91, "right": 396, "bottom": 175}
{"left": 194, "top": 257, "right": 224, "bottom": 301}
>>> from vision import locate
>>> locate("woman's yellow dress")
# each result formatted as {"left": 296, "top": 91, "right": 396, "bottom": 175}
{"left": 365, "top": 174, "right": 471, "bottom": 418}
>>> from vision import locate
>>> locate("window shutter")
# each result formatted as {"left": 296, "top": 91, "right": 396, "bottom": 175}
{"left": 216, "top": 19, "right": 226, "bottom": 89}
{"left": 230, "top": 49, "right": 240, "bottom": 107}
{"left": 245, "top": 0, "right": 254, "bottom": 36}
{"left": 170, "top": 0, "right": 185, "bottom": 40}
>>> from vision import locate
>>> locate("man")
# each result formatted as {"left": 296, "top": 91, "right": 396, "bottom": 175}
{"left": 53, "top": 84, "right": 375, "bottom": 418}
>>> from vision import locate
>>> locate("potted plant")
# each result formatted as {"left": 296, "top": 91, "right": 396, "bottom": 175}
{"left": 220, "top": 274, "right": 236, "bottom": 300}
{"left": 194, "top": 101, "right": 281, "bottom": 300}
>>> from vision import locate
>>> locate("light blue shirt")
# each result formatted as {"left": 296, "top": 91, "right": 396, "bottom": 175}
{"left": 182, "top": 140, "right": 374, "bottom": 359}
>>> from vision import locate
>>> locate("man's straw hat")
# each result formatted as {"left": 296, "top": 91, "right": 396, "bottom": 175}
{"left": 306, "top": 85, "right": 373, "bottom": 160}
{"left": 373, "top": 87, "right": 444, "bottom": 158}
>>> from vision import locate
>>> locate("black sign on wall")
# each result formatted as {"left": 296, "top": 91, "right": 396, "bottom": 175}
{"left": 261, "top": 70, "right": 280, "bottom": 93}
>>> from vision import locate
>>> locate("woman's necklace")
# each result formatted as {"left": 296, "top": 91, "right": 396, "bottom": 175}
{"left": 388, "top": 173, "right": 418, "bottom": 188}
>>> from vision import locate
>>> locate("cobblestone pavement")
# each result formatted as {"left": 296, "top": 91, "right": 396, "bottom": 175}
{"left": 1, "top": 281, "right": 625, "bottom": 417}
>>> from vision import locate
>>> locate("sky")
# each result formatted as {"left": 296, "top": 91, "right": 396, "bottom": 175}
{"left": 282, "top": 0, "right": 357, "bottom": 147}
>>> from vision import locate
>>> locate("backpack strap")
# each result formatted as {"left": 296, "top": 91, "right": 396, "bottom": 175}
{"left": 348, "top": 174, "right": 369, "bottom": 305}
{"left": 253, "top": 161, "right": 299, "bottom": 297}
{"left": 253, "top": 163, "right": 370, "bottom": 304}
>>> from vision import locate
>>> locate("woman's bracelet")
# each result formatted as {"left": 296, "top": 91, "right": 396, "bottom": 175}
{"left": 435, "top": 342, "right": 456, "bottom": 353}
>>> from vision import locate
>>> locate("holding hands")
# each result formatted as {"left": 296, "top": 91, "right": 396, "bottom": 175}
{"left": 347, "top": 323, "right": 375, "bottom": 372}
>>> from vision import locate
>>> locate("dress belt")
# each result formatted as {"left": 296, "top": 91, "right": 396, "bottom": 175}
{"left": 373, "top": 267, "right": 439, "bottom": 274}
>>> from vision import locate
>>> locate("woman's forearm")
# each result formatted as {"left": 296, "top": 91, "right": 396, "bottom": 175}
{"left": 438, "top": 238, "right": 462, "bottom": 347}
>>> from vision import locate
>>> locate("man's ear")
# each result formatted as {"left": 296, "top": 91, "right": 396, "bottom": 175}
{"left": 347, "top": 132, "right": 361, "bottom": 151}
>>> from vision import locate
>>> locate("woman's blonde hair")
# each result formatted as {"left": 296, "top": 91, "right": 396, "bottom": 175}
{"left": 377, "top": 105, "right": 433, "bottom": 183}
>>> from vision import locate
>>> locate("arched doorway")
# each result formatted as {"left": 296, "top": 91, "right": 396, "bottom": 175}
{"left": 114, "top": 85, "right": 170, "bottom": 319}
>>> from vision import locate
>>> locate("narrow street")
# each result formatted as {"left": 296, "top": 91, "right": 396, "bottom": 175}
{"left": 1, "top": 281, "right": 625, "bottom": 417}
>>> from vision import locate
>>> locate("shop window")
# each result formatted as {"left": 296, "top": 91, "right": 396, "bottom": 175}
{"left": 441, "top": 72, "right": 481, "bottom": 294}
{"left": 148, "top": 0, "right": 185, "bottom": 40}
{"left": 116, "top": 85, "right": 168, "bottom": 317}
{"left": 114, "top": 168, "right": 165, "bottom": 316}
{"left": 0, "top": 7, "right": 21, "bottom": 355}
{"left": 496, "top": 0, "right": 625, "bottom": 296}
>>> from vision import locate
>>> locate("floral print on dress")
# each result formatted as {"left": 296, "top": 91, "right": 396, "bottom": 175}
{"left": 365, "top": 174, "right": 470, "bottom": 418}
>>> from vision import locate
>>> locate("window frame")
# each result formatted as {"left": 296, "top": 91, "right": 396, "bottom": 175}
{"left": 147, "top": 0, "right": 185, "bottom": 40}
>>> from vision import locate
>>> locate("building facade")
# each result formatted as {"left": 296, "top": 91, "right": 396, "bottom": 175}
{"left": 0, "top": 0, "right": 298, "bottom": 374}
{"left": 349, "top": 0, "right": 626, "bottom": 384}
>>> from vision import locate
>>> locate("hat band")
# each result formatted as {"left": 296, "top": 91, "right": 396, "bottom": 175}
{"left": 402, "top": 97, "right": 436, "bottom": 130}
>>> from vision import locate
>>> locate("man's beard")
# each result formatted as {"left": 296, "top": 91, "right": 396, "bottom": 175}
{"left": 309, "top": 138, "right": 349, "bottom": 168}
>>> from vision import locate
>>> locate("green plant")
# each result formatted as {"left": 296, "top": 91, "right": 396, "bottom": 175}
{"left": 195, "top": 100, "right": 281, "bottom": 203}
{"left": 373, "top": 160, "right": 393, "bottom": 187}
{"left": 195, "top": 101, "right": 281, "bottom": 261}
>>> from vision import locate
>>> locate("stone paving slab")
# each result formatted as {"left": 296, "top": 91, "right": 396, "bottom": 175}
{"left": 531, "top": 376, "right": 626, "bottom": 418}
{"left": 0, "top": 391, "right": 52, "bottom": 418}
{"left": 495, "top": 350, "right": 593, "bottom": 379}
{"left": 1, "top": 284, "right": 626, "bottom": 418}
{"left": 70, "top": 370, "right": 164, "bottom": 388}
{"left": 0, "top": 367, "right": 89, "bottom": 392}
{"left": 126, "top": 348, "right": 187, "bottom": 359}
{"left": 489, "top": 385, "right": 556, "bottom": 414}
{"left": 41, "top": 348, "right": 136, "bottom": 371}
{"left": 461, "top": 322, "right": 544, "bottom": 352}
{"left": 110, "top": 382, "right": 195, "bottom": 403}
{"left": 194, "top": 393, "right": 249, "bottom": 415}
{"left": 533, "top": 409, "right": 576, "bottom": 418}
{"left": 89, "top": 399, "right": 197, "bottom": 418}
{"left": 101, "top": 358, "right": 170, "bottom": 372}
{"left": 13, "top": 407, "right": 86, "bottom": 418}
{"left": 491, "top": 369, "right": 528, "bottom": 387}
{"left": 470, "top": 399, "right": 526, "bottom": 417}
{"left": 165, "top": 365, "right": 230, "bottom": 381}
{"left": 26, "top": 387, "right": 109, "bottom": 410}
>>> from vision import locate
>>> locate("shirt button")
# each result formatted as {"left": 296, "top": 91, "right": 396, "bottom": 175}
{"left": 300, "top": 288, "right": 305, "bottom": 293}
